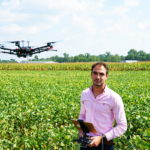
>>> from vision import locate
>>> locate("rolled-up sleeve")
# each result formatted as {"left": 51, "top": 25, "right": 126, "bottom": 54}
{"left": 105, "top": 95, "right": 127, "bottom": 141}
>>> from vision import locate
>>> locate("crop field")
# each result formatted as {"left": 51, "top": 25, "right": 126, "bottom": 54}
{"left": 0, "top": 70, "right": 150, "bottom": 149}
{"left": 0, "top": 62, "right": 150, "bottom": 71}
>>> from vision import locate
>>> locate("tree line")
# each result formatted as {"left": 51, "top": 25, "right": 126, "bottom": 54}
{"left": 0, "top": 59, "right": 17, "bottom": 63}
{"left": 0, "top": 49, "right": 149, "bottom": 63}
{"left": 31, "top": 49, "right": 150, "bottom": 63}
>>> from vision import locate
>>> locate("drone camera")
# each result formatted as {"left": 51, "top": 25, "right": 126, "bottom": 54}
{"left": 47, "top": 42, "right": 51, "bottom": 47}
{"left": 15, "top": 41, "right": 20, "bottom": 46}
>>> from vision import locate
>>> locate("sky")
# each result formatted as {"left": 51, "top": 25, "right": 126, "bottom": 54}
{"left": 0, "top": 0, "right": 150, "bottom": 61}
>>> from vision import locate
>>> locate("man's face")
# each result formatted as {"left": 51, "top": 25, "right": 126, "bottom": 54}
{"left": 91, "top": 65, "right": 108, "bottom": 87}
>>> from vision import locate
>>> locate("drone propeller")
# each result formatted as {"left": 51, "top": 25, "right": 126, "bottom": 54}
{"left": 6, "top": 41, "right": 20, "bottom": 43}
{"left": 44, "top": 41, "right": 60, "bottom": 44}
{"left": 49, "top": 41, "right": 57, "bottom": 44}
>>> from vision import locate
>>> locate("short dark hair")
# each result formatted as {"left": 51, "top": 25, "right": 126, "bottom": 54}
{"left": 91, "top": 62, "right": 109, "bottom": 75}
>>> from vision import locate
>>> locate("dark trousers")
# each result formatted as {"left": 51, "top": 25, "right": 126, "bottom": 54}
{"left": 80, "top": 140, "right": 114, "bottom": 150}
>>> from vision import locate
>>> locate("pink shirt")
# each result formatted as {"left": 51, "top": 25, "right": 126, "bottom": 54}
{"left": 78, "top": 85, "right": 127, "bottom": 141}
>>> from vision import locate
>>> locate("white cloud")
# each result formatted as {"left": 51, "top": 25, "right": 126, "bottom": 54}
{"left": 101, "top": 38, "right": 110, "bottom": 44}
{"left": 138, "top": 22, "right": 149, "bottom": 29}
{"left": 1, "top": 0, "right": 20, "bottom": 9}
{"left": 45, "top": 0, "right": 105, "bottom": 13}
{"left": 0, "top": 10, "right": 28, "bottom": 22}
{"left": 97, "top": 0, "right": 105, "bottom": 8}
{"left": 101, "top": 26, "right": 114, "bottom": 33}
{"left": 18, "top": 0, "right": 88, "bottom": 15}
{"left": 73, "top": 13, "right": 97, "bottom": 36}
{"left": 46, "top": 0, "right": 83, "bottom": 11}
{"left": 108, "top": 0, "right": 139, "bottom": 16}
{"left": 0, "top": 0, "right": 105, "bottom": 25}
{"left": 101, "top": 15, "right": 130, "bottom": 33}
{"left": 61, "top": 27, "right": 71, "bottom": 34}
{"left": 0, "top": 24, "right": 50, "bottom": 35}
{"left": 124, "top": 0, "right": 140, "bottom": 7}
{"left": 130, "top": 32, "right": 150, "bottom": 40}
{"left": 46, "top": 16, "right": 60, "bottom": 24}
{"left": 137, "top": 11, "right": 142, "bottom": 15}
{"left": 0, "top": 24, "right": 21, "bottom": 34}
{"left": 104, "top": 19, "right": 113, "bottom": 24}
{"left": 110, "top": 6, "right": 129, "bottom": 15}
{"left": 20, "top": 0, "right": 105, "bottom": 17}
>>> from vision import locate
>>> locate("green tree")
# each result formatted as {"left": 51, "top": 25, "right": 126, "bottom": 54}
{"left": 120, "top": 55, "right": 125, "bottom": 61}
{"left": 128, "top": 49, "right": 138, "bottom": 55}
{"left": 105, "top": 52, "right": 112, "bottom": 62}
{"left": 63, "top": 53, "right": 70, "bottom": 62}
{"left": 39, "top": 58, "right": 46, "bottom": 61}
{"left": 46, "top": 58, "right": 50, "bottom": 61}
{"left": 50, "top": 56, "right": 55, "bottom": 61}
{"left": 111, "top": 54, "right": 120, "bottom": 62}
{"left": 98, "top": 54, "right": 105, "bottom": 61}
{"left": 34, "top": 55, "right": 39, "bottom": 61}
{"left": 70, "top": 57, "right": 74, "bottom": 62}
{"left": 138, "top": 50, "right": 147, "bottom": 61}
{"left": 57, "top": 57, "right": 64, "bottom": 63}
{"left": 54, "top": 55, "right": 60, "bottom": 62}
{"left": 84, "top": 53, "right": 90, "bottom": 58}
{"left": 126, "top": 49, "right": 138, "bottom": 60}
{"left": 146, "top": 54, "right": 150, "bottom": 61}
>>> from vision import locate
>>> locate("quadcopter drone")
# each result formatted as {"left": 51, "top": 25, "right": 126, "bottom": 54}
{"left": 0, "top": 40, "right": 57, "bottom": 58}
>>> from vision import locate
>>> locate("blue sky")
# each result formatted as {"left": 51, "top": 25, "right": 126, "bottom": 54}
{"left": 0, "top": 0, "right": 150, "bottom": 61}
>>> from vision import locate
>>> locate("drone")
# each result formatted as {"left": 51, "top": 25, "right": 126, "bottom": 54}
{"left": 0, "top": 40, "right": 57, "bottom": 58}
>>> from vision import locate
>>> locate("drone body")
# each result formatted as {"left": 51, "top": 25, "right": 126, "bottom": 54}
{"left": 0, "top": 41, "right": 57, "bottom": 58}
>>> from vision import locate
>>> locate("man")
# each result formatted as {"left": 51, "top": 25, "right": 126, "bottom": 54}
{"left": 78, "top": 62, "right": 127, "bottom": 150}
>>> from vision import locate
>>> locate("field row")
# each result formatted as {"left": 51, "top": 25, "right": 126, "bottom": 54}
{"left": 0, "top": 70, "right": 150, "bottom": 149}
{"left": 0, "top": 62, "right": 150, "bottom": 71}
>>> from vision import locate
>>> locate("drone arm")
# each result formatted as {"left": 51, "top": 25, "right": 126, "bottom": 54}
{"left": 0, "top": 51, "right": 16, "bottom": 55}
{"left": 17, "top": 45, "right": 23, "bottom": 51}
{"left": 30, "top": 46, "right": 48, "bottom": 52}
{"left": 0, "top": 47, "right": 15, "bottom": 51}
{"left": 31, "top": 49, "right": 57, "bottom": 54}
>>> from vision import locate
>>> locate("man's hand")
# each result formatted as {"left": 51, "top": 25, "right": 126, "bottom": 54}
{"left": 77, "top": 130, "right": 83, "bottom": 144}
{"left": 88, "top": 136, "right": 102, "bottom": 147}
{"left": 78, "top": 130, "right": 83, "bottom": 137}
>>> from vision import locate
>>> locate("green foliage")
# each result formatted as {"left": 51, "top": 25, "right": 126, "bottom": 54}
{"left": 0, "top": 71, "right": 149, "bottom": 149}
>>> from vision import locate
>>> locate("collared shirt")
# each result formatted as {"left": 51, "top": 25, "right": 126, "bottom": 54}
{"left": 78, "top": 85, "right": 127, "bottom": 141}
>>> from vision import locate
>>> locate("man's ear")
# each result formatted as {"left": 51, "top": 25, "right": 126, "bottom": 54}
{"left": 106, "top": 74, "right": 108, "bottom": 80}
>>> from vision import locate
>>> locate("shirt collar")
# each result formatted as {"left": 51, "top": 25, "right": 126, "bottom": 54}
{"left": 90, "top": 84, "right": 108, "bottom": 95}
